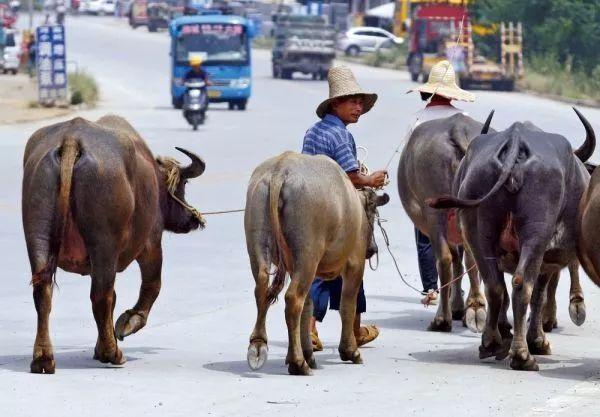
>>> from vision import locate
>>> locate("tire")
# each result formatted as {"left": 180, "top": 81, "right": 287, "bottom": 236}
{"left": 345, "top": 45, "right": 360, "bottom": 57}
{"left": 11, "top": 69, "right": 17, "bottom": 75}
{"left": 282, "top": 69, "right": 292, "bottom": 80}
{"left": 503, "top": 79, "right": 515, "bottom": 91}
{"left": 148, "top": 23, "right": 157, "bottom": 32}
{"left": 421, "top": 73, "right": 429, "bottom": 83}
{"left": 272, "top": 64, "right": 278, "bottom": 78}
{"left": 237, "top": 100, "right": 247, "bottom": 111}
{"left": 320, "top": 69, "right": 328, "bottom": 80}
{"left": 192, "top": 121, "right": 198, "bottom": 131}
{"left": 312, "top": 72, "right": 318, "bottom": 80}
{"left": 228, "top": 102, "right": 235, "bottom": 110}
{"left": 410, "top": 72, "right": 419, "bottom": 82}
{"left": 2, "top": 69, "right": 7, "bottom": 74}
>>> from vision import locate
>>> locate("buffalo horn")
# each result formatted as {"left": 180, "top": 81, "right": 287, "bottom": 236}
{"left": 481, "top": 110, "right": 495, "bottom": 135}
{"left": 573, "top": 107, "right": 596, "bottom": 163}
{"left": 175, "top": 147, "right": 206, "bottom": 179}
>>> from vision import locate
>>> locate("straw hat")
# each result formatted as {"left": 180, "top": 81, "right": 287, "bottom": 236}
{"left": 316, "top": 66, "right": 378, "bottom": 119}
{"left": 407, "top": 60, "right": 475, "bottom": 102}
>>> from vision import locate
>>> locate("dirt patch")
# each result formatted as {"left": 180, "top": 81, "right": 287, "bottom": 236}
{"left": 0, "top": 73, "right": 72, "bottom": 125}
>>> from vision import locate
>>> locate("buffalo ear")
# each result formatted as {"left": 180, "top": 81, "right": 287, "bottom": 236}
{"left": 376, "top": 193, "right": 390, "bottom": 207}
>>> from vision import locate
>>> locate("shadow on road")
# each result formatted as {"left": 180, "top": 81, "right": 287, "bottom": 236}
{"left": 0, "top": 346, "right": 168, "bottom": 374}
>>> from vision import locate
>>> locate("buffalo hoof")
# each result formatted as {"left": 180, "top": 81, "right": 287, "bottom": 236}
{"left": 287, "top": 360, "right": 312, "bottom": 376}
{"left": 247, "top": 340, "right": 268, "bottom": 371}
{"left": 30, "top": 355, "right": 55, "bottom": 374}
{"left": 542, "top": 318, "right": 557, "bottom": 333}
{"left": 452, "top": 310, "right": 464, "bottom": 321}
{"left": 569, "top": 298, "right": 586, "bottom": 327}
{"left": 339, "top": 349, "right": 363, "bottom": 364}
{"left": 479, "top": 339, "right": 509, "bottom": 361}
{"left": 465, "top": 307, "right": 486, "bottom": 333}
{"left": 509, "top": 348, "right": 539, "bottom": 371}
{"left": 427, "top": 317, "right": 452, "bottom": 332}
{"left": 499, "top": 322, "right": 513, "bottom": 340}
{"left": 527, "top": 336, "right": 552, "bottom": 355}
{"left": 115, "top": 309, "right": 146, "bottom": 341}
{"left": 306, "top": 355, "right": 318, "bottom": 370}
{"left": 94, "top": 346, "right": 126, "bottom": 366}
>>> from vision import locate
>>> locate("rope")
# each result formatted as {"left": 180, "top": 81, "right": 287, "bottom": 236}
{"left": 202, "top": 209, "right": 245, "bottom": 215}
{"left": 375, "top": 213, "right": 477, "bottom": 307}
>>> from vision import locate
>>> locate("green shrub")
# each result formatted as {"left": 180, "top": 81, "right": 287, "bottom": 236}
{"left": 68, "top": 70, "right": 98, "bottom": 107}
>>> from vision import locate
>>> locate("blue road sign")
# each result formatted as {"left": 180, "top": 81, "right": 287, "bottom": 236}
{"left": 36, "top": 25, "right": 67, "bottom": 104}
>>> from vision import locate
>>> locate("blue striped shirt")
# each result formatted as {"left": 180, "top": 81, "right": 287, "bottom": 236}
{"left": 302, "top": 114, "right": 359, "bottom": 172}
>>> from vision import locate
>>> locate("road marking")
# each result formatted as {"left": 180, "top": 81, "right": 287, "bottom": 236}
{"left": 523, "top": 373, "right": 600, "bottom": 417}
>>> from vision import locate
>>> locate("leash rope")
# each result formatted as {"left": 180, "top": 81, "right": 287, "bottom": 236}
{"left": 375, "top": 213, "right": 477, "bottom": 307}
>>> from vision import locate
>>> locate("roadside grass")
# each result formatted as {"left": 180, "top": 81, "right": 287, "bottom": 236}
{"left": 68, "top": 70, "right": 99, "bottom": 107}
{"left": 518, "top": 55, "right": 600, "bottom": 104}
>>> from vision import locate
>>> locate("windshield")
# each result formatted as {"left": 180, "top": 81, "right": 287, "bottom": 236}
{"left": 176, "top": 23, "right": 248, "bottom": 65}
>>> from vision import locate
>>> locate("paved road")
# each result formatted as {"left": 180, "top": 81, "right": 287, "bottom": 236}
{"left": 2, "top": 15, "right": 600, "bottom": 417}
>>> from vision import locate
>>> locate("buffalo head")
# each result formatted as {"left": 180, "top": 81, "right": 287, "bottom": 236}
{"left": 359, "top": 188, "right": 390, "bottom": 259}
{"left": 157, "top": 147, "right": 206, "bottom": 233}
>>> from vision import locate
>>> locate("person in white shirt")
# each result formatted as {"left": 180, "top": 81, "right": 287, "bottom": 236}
{"left": 407, "top": 60, "right": 475, "bottom": 305}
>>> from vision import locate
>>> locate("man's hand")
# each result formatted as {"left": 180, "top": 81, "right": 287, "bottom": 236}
{"left": 348, "top": 169, "right": 388, "bottom": 188}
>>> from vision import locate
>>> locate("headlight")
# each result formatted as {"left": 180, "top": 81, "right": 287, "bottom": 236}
{"left": 230, "top": 78, "right": 251, "bottom": 88}
{"left": 189, "top": 89, "right": 201, "bottom": 98}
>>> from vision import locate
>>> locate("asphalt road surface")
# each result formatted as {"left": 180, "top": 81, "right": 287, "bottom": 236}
{"left": 2, "top": 15, "right": 600, "bottom": 417}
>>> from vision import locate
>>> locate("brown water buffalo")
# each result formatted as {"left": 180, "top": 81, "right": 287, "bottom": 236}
{"left": 245, "top": 152, "right": 389, "bottom": 375}
{"left": 22, "top": 115, "right": 205, "bottom": 374}
{"left": 429, "top": 108, "right": 595, "bottom": 371}
{"left": 577, "top": 161, "right": 600, "bottom": 290}
{"left": 398, "top": 113, "right": 494, "bottom": 333}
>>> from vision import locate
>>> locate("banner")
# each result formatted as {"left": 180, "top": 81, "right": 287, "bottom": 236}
{"left": 36, "top": 25, "right": 67, "bottom": 104}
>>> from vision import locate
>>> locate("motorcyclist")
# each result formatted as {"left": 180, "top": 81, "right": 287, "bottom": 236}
{"left": 183, "top": 56, "right": 211, "bottom": 85}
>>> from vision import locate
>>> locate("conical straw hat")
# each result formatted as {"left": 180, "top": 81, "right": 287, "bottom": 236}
{"left": 316, "top": 66, "right": 378, "bottom": 119}
{"left": 407, "top": 60, "right": 475, "bottom": 102}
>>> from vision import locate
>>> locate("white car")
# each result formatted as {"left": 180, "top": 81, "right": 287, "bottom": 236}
{"left": 337, "top": 27, "right": 403, "bottom": 56}
{"left": 1, "top": 30, "right": 21, "bottom": 75}
{"left": 81, "top": 0, "right": 116, "bottom": 15}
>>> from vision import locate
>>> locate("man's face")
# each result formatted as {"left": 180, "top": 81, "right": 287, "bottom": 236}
{"left": 331, "top": 95, "right": 364, "bottom": 124}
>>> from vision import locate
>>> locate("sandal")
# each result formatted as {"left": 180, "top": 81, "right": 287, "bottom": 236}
{"left": 311, "top": 331, "right": 323, "bottom": 352}
{"left": 356, "top": 325, "right": 379, "bottom": 347}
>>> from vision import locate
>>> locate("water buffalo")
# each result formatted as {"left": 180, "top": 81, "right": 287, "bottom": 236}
{"left": 245, "top": 152, "right": 389, "bottom": 375}
{"left": 22, "top": 115, "right": 205, "bottom": 374}
{"left": 398, "top": 113, "right": 494, "bottom": 333}
{"left": 429, "top": 108, "right": 595, "bottom": 371}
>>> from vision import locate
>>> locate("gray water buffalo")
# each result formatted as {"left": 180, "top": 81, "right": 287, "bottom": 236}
{"left": 245, "top": 152, "right": 389, "bottom": 375}
{"left": 429, "top": 108, "right": 595, "bottom": 371}
{"left": 22, "top": 115, "right": 205, "bottom": 373}
{"left": 398, "top": 113, "right": 494, "bottom": 333}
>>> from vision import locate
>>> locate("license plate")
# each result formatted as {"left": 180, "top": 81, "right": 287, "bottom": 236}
{"left": 208, "top": 90, "right": 222, "bottom": 98}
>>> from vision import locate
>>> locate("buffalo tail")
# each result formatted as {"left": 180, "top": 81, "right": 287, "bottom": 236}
{"left": 427, "top": 134, "right": 521, "bottom": 209}
{"left": 266, "top": 171, "right": 293, "bottom": 304}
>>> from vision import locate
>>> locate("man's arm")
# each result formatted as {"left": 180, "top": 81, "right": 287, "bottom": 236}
{"left": 347, "top": 170, "right": 387, "bottom": 188}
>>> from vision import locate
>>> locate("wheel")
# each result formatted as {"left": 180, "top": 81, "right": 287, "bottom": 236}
{"left": 237, "top": 100, "right": 247, "bottom": 111}
{"left": 148, "top": 23, "right": 157, "bottom": 32}
{"left": 192, "top": 122, "right": 198, "bottom": 131}
{"left": 503, "top": 79, "right": 515, "bottom": 91}
{"left": 11, "top": 69, "right": 17, "bottom": 75}
{"left": 312, "top": 72, "right": 318, "bottom": 80}
{"left": 2, "top": 69, "right": 7, "bottom": 74}
{"left": 272, "top": 64, "right": 278, "bottom": 78}
{"left": 421, "top": 73, "right": 429, "bottom": 83}
{"left": 460, "top": 78, "right": 470, "bottom": 90}
{"left": 320, "top": 69, "right": 328, "bottom": 80}
{"left": 345, "top": 45, "right": 360, "bottom": 57}
{"left": 228, "top": 102, "right": 235, "bottom": 110}
{"left": 172, "top": 97, "right": 183, "bottom": 109}
{"left": 411, "top": 72, "right": 419, "bottom": 82}
{"left": 282, "top": 69, "right": 292, "bottom": 80}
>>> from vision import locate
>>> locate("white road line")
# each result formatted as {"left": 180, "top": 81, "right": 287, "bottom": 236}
{"left": 523, "top": 374, "right": 600, "bottom": 417}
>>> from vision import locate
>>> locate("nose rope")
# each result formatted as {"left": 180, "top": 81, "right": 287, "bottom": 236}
{"left": 163, "top": 161, "right": 206, "bottom": 229}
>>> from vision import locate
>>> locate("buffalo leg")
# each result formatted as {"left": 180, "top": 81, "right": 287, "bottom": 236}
{"left": 449, "top": 246, "right": 465, "bottom": 321}
{"left": 90, "top": 248, "right": 124, "bottom": 365}
{"left": 284, "top": 267, "right": 314, "bottom": 376}
{"left": 247, "top": 253, "right": 271, "bottom": 371}
{"left": 541, "top": 271, "right": 559, "bottom": 332}
{"left": 300, "top": 296, "right": 316, "bottom": 369}
{"left": 338, "top": 263, "right": 364, "bottom": 364}
{"left": 428, "top": 233, "right": 453, "bottom": 332}
{"left": 31, "top": 275, "right": 55, "bottom": 374}
{"left": 527, "top": 272, "right": 552, "bottom": 355}
{"left": 464, "top": 249, "right": 487, "bottom": 333}
{"left": 568, "top": 260, "right": 586, "bottom": 326}
{"left": 115, "top": 244, "right": 162, "bottom": 341}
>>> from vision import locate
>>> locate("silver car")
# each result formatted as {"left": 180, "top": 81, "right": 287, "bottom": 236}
{"left": 337, "top": 26, "right": 403, "bottom": 56}
{"left": 1, "top": 30, "right": 21, "bottom": 75}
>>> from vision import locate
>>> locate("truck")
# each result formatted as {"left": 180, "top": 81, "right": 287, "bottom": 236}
{"left": 271, "top": 14, "right": 336, "bottom": 81}
{"left": 400, "top": 0, "right": 523, "bottom": 91}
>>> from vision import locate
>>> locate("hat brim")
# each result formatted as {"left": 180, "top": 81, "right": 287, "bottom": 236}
{"left": 407, "top": 84, "right": 475, "bottom": 102}
{"left": 316, "top": 93, "right": 378, "bottom": 119}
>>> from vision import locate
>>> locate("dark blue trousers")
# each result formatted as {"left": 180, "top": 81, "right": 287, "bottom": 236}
{"left": 311, "top": 277, "right": 366, "bottom": 322}
{"left": 415, "top": 228, "right": 438, "bottom": 292}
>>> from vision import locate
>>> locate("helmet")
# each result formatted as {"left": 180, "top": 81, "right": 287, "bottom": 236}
{"left": 189, "top": 56, "right": 202, "bottom": 67}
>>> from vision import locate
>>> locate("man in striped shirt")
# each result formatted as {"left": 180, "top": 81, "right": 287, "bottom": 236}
{"left": 302, "top": 66, "right": 387, "bottom": 351}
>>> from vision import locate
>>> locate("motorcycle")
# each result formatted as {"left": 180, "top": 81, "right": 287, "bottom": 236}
{"left": 183, "top": 79, "right": 208, "bottom": 130}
